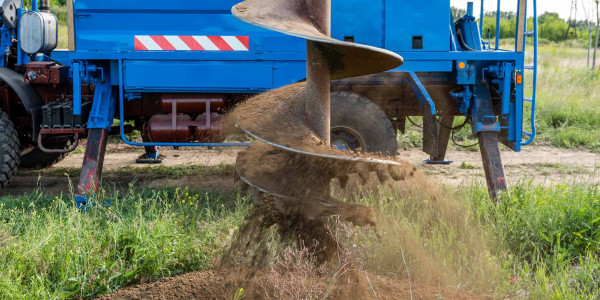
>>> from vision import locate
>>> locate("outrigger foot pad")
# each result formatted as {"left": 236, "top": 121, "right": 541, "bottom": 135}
{"left": 136, "top": 153, "right": 165, "bottom": 164}
{"left": 423, "top": 159, "right": 453, "bottom": 165}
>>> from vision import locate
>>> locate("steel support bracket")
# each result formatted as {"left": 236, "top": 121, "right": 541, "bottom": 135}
{"left": 407, "top": 72, "right": 439, "bottom": 158}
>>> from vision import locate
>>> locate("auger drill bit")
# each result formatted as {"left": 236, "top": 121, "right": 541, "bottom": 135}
{"left": 228, "top": 0, "right": 411, "bottom": 223}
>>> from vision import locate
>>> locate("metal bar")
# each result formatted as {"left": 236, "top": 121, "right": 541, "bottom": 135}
{"left": 522, "top": 0, "right": 537, "bottom": 146}
{"left": 304, "top": 0, "right": 331, "bottom": 144}
{"left": 515, "top": 0, "right": 527, "bottom": 52}
{"left": 501, "top": 63, "right": 513, "bottom": 117}
{"left": 116, "top": 59, "right": 251, "bottom": 148}
{"left": 72, "top": 61, "right": 81, "bottom": 115}
{"left": 16, "top": 8, "right": 23, "bottom": 65}
{"left": 77, "top": 128, "right": 108, "bottom": 195}
{"left": 495, "top": 0, "right": 501, "bottom": 50}
{"left": 431, "top": 115, "right": 454, "bottom": 162}
{"left": 407, "top": 72, "right": 438, "bottom": 157}
{"left": 407, "top": 72, "right": 437, "bottom": 115}
{"left": 67, "top": 0, "right": 75, "bottom": 51}
{"left": 37, "top": 132, "right": 79, "bottom": 153}
{"left": 480, "top": 0, "right": 485, "bottom": 37}
{"left": 479, "top": 131, "right": 507, "bottom": 200}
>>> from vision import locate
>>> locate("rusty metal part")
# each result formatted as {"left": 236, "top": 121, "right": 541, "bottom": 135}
{"left": 25, "top": 61, "right": 68, "bottom": 85}
{"left": 232, "top": 0, "right": 403, "bottom": 79}
{"left": 160, "top": 94, "right": 224, "bottom": 114}
{"left": 39, "top": 128, "right": 86, "bottom": 135}
{"left": 148, "top": 114, "right": 194, "bottom": 143}
{"left": 478, "top": 131, "right": 507, "bottom": 200}
{"left": 78, "top": 129, "right": 107, "bottom": 195}
{"left": 37, "top": 132, "right": 79, "bottom": 153}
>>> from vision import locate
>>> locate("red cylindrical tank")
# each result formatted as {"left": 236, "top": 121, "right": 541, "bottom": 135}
{"left": 148, "top": 114, "right": 194, "bottom": 143}
{"left": 194, "top": 113, "right": 224, "bottom": 143}
{"left": 160, "top": 94, "right": 225, "bottom": 114}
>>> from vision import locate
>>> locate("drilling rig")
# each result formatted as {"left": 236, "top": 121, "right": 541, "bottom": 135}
{"left": 0, "top": 0, "right": 537, "bottom": 203}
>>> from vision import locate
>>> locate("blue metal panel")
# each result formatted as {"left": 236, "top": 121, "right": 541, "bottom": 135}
{"left": 73, "top": 0, "right": 305, "bottom": 53}
{"left": 332, "top": 0, "right": 384, "bottom": 48}
{"left": 384, "top": 0, "right": 450, "bottom": 52}
{"left": 123, "top": 60, "right": 305, "bottom": 92}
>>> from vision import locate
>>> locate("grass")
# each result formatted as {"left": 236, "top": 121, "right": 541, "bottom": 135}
{"left": 350, "top": 179, "right": 600, "bottom": 299}
{"left": 0, "top": 173, "right": 598, "bottom": 298}
{"left": 530, "top": 46, "right": 600, "bottom": 152}
{"left": 0, "top": 186, "right": 250, "bottom": 299}
{"left": 468, "top": 181, "right": 600, "bottom": 299}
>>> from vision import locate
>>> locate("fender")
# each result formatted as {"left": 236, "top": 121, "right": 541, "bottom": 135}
{"left": 0, "top": 67, "right": 44, "bottom": 141}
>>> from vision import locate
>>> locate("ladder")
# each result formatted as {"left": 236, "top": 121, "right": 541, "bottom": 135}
{"left": 517, "top": 0, "right": 538, "bottom": 146}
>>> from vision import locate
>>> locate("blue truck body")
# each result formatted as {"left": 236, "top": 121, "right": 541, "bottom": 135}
{"left": 59, "top": 0, "right": 535, "bottom": 150}
{"left": 0, "top": 0, "right": 538, "bottom": 198}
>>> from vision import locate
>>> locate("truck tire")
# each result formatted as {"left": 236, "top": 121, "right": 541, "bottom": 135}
{"left": 330, "top": 92, "right": 398, "bottom": 156}
{"left": 0, "top": 109, "right": 20, "bottom": 189}
{"left": 19, "top": 140, "right": 72, "bottom": 169}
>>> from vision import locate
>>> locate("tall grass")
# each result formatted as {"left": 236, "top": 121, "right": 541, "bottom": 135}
{"left": 341, "top": 178, "right": 600, "bottom": 299}
{"left": 0, "top": 186, "right": 250, "bottom": 299}
{"left": 469, "top": 181, "right": 600, "bottom": 299}
{"left": 530, "top": 46, "right": 600, "bottom": 151}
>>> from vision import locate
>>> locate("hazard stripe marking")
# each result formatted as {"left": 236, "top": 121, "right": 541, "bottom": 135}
{"left": 134, "top": 35, "right": 250, "bottom": 51}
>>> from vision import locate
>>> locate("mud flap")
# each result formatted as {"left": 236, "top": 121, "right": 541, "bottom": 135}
{"left": 478, "top": 131, "right": 507, "bottom": 199}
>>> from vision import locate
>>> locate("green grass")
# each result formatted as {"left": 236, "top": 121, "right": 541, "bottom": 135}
{"left": 0, "top": 177, "right": 599, "bottom": 298}
{"left": 530, "top": 46, "right": 600, "bottom": 152}
{"left": 0, "top": 187, "right": 250, "bottom": 299}
{"left": 468, "top": 181, "right": 600, "bottom": 299}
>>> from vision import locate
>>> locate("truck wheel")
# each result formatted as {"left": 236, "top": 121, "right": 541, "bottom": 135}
{"left": 330, "top": 92, "right": 398, "bottom": 156}
{"left": 19, "top": 140, "right": 72, "bottom": 169}
{"left": 0, "top": 110, "right": 20, "bottom": 189}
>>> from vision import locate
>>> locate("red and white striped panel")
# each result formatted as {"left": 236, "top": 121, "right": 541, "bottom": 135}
{"left": 134, "top": 35, "right": 249, "bottom": 51}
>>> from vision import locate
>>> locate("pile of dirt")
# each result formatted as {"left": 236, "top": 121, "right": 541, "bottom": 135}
{"left": 100, "top": 268, "right": 491, "bottom": 300}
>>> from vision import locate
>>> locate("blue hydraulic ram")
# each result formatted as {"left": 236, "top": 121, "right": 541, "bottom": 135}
{"left": 0, "top": 0, "right": 537, "bottom": 199}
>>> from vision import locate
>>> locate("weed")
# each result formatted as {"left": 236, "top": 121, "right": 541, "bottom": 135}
{"left": 460, "top": 161, "right": 477, "bottom": 169}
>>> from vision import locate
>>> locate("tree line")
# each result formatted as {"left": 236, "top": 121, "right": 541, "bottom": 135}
{"left": 452, "top": 7, "right": 592, "bottom": 43}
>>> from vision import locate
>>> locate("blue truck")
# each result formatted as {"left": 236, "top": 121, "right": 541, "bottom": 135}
{"left": 0, "top": 0, "right": 537, "bottom": 199}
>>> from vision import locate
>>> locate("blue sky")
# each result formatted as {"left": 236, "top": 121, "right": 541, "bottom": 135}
{"left": 451, "top": 0, "right": 585, "bottom": 20}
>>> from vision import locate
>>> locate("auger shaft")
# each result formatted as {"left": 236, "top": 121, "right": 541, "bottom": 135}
{"left": 306, "top": 41, "right": 331, "bottom": 144}
{"left": 305, "top": 0, "right": 331, "bottom": 144}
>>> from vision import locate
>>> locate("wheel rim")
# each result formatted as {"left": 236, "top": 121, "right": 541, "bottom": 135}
{"left": 331, "top": 126, "right": 367, "bottom": 152}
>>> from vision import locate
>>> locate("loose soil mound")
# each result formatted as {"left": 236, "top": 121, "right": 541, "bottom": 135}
{"left": 99, "top": 268, "right": 490, "bottom": 300}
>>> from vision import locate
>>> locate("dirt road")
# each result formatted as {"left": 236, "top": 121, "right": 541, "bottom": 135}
{"left": 1, "top": 144, "right": 598, "bottom": 197}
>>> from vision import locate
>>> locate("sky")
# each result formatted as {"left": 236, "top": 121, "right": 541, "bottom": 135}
{"left": 451, "top": 0, "right": 591, "bottom": 21}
